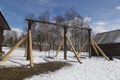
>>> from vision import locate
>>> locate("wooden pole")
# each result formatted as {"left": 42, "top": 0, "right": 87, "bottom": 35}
{"left": 66, "top": 34, "right": 82, "bottom": 63}
{"left": 26, "top": 20, "right": 34, "bottom": 67}
{"left": 24, "top": 40, "right": 28, "bottom": 57}
{"left": 26, "top": 37, "right": 30, "bottom": 60}
{"left": 55, "top": 37, "right": 64, "bottom": 57}
{"left": 26, "top": 21, "right": 32, "bottom": 60}
{"left": 64, "top": 26, "right": 67, "bottom": 60}
{"left": 1, "top": 34, "right": 28, "bottom": 61}
{"left": 77, "top": 39, "right": 88, "bottom": 55}
{"left": 91, "top": 39, "right": 110, "bottom": 61}
{"left": 91, "top": 39, "right": 99, "bottom": 56}
{"left": 28, "top": 30, "right": 34, "bottom": 67}
{"left": 88, "top": 29, "right": 91, "bottom": 58}
{"left": 0, "top": 29, "right": 3, "bottom": 56}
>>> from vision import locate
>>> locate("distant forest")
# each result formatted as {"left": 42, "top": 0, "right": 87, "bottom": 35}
{"left": 3, "top": 8, "right": 89, "bottom": 52}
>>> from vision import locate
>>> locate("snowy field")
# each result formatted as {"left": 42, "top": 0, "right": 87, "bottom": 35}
{"left": 0, "top": 47, "right": 120, "bottom": 80}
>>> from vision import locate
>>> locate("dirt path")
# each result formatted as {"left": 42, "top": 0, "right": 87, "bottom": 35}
{"left": 0, "top": 61, "right": 71, "bottom": 80}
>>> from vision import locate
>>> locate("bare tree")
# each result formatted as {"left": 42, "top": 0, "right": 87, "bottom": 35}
{"left": 31, "top": 11, "right": 51, "bottom": 51}
{"left": 39, "top": 11, "right": 50, "bottom": 22}
{"left": 24, "top": 9, "right": 88, "bottom": 53}
{"left": 64, "top": 8, "right": 80, "bottom": 21}
{"left": 53, "top": 15, "right": 64, "bottom": 23}
{"left": 3, "top": 31, "right": 18, "bottom": 47}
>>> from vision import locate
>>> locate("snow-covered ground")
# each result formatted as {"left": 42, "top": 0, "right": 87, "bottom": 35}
{"left": 0, "top": 47, "right": 120, "bottom": 80}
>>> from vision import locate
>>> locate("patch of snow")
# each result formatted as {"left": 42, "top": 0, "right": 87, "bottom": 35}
{"left": 0, "top": 47, "right": 120, "bottom": 80}
{"left": 26, "top": 58, "right": 120, "bottom": 80}
{"left": 114, "top": 37, "right": 120, "bottom": 43}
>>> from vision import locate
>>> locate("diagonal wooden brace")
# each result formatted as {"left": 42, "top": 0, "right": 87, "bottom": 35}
{"left": 66, "top": 34, "right": 82, "bottom": 63}
{"left": 91, "top": 39, "right": 110, "bottom": 61}
{"left": 91, "top": 39, "right": 99, "bottom": 56}
{"left": 1, "top": 34, "right": 28, "bottom": 61}
{"left": 77, "top": 39, "right": 88, "bottom": 56}
{"left": 55, "top": 37, "right": 64, "bottom": 57}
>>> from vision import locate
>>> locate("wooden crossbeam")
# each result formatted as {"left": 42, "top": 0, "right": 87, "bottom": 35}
{"left": 55, "top": 37, "right": 64, "bottom": 57}
{"left": 1, "top": 34, "right": 28, "bottom": 61}
{"left": 66, "top": 34, "right": 82, "bottom": 63}
{"left": 25, "top": 18, "right": 92, "bottom": 30}
{"left": 91, "top": 39, "right": 110, "bottom": 61}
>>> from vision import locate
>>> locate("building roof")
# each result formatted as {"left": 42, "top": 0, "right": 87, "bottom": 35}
{"left": 94, "top": 29, "right": 120, "bottom": 44}
{"left": 0, "top": 11, "right": 11, "bottom": 30}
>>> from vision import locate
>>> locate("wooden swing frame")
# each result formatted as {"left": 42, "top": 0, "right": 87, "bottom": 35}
{"left": 25, "top": 18, "right": 92, "bottom": 60}
{"left": 1, "top": 18, "right": 93, "bottom": 67}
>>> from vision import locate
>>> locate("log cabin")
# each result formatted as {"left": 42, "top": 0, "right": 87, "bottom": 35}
{"left": 0, "top": 11, "right": 11, "bottom": 55}
{"left": 92, "top": 29, "right": 120, "bottom": 56}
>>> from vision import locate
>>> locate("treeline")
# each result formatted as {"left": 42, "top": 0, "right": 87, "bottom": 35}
{"left": 26, "top": 8, "right": 89, "bottom": 51}
{"left": 3, "top": 8, "right": 89, "bottom": 51}
{"left": 3, "top": 30, "right": 25, "bottom": 47}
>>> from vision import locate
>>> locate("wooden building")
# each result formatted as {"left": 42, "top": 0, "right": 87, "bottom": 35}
{"left": 92, "top": 29, "right": 120, "bottom": 56}
{"left": 0, "top": 11, "right": 11, "bottom": 55}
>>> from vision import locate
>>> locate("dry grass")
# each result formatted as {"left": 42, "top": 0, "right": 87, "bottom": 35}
{"left": 0, "top": 61, "right": 71, "bottom": 80}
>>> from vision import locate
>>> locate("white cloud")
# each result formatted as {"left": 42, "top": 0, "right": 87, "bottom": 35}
{"left": 116, "top": 6, "right": 120, "bottom": 10}
{"left": 11, "top": 28, "right": 24, "bottom": 37}
{"left": 104, "top": 19, "right": 120, "bottom": 31}
{"left": 91, "top": 19, "right": 120, "bottom": 34}
{"left": 92, "top": 26, "right": 107, "bottom": 34}
{"left": 93, "top": 21, "right": 107, "bottom": 26}
{"left": 4, "top": 28, "right": 25, "bottom": 39}
{"left": 84, "top": 16, "right": 91, "bottom": 24}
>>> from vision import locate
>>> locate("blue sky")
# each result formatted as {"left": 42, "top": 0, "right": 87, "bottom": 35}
{"left": 0, "top": 0, "right": 120, "bottom": 33}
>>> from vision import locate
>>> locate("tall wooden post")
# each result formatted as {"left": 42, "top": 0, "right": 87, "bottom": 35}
{"left": 24, "top": 40, "right": 28, "bottom": 57}
{"left": 64, "top": 26, "right": 67, "bottom": 60}
{"left": 0, "top": 29, "right": 3, "bottom": 55}
{"left": 88, "top": 29, "right": 92, "bottom": 58}
{"left": 26, "top": 21, "right": 32, "bottom": 60}
{"left": 26, "top": 20, "right": 34, "bottom": 67}
{"left": 28, "top": 30, "right": 34, "bottom": 67}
